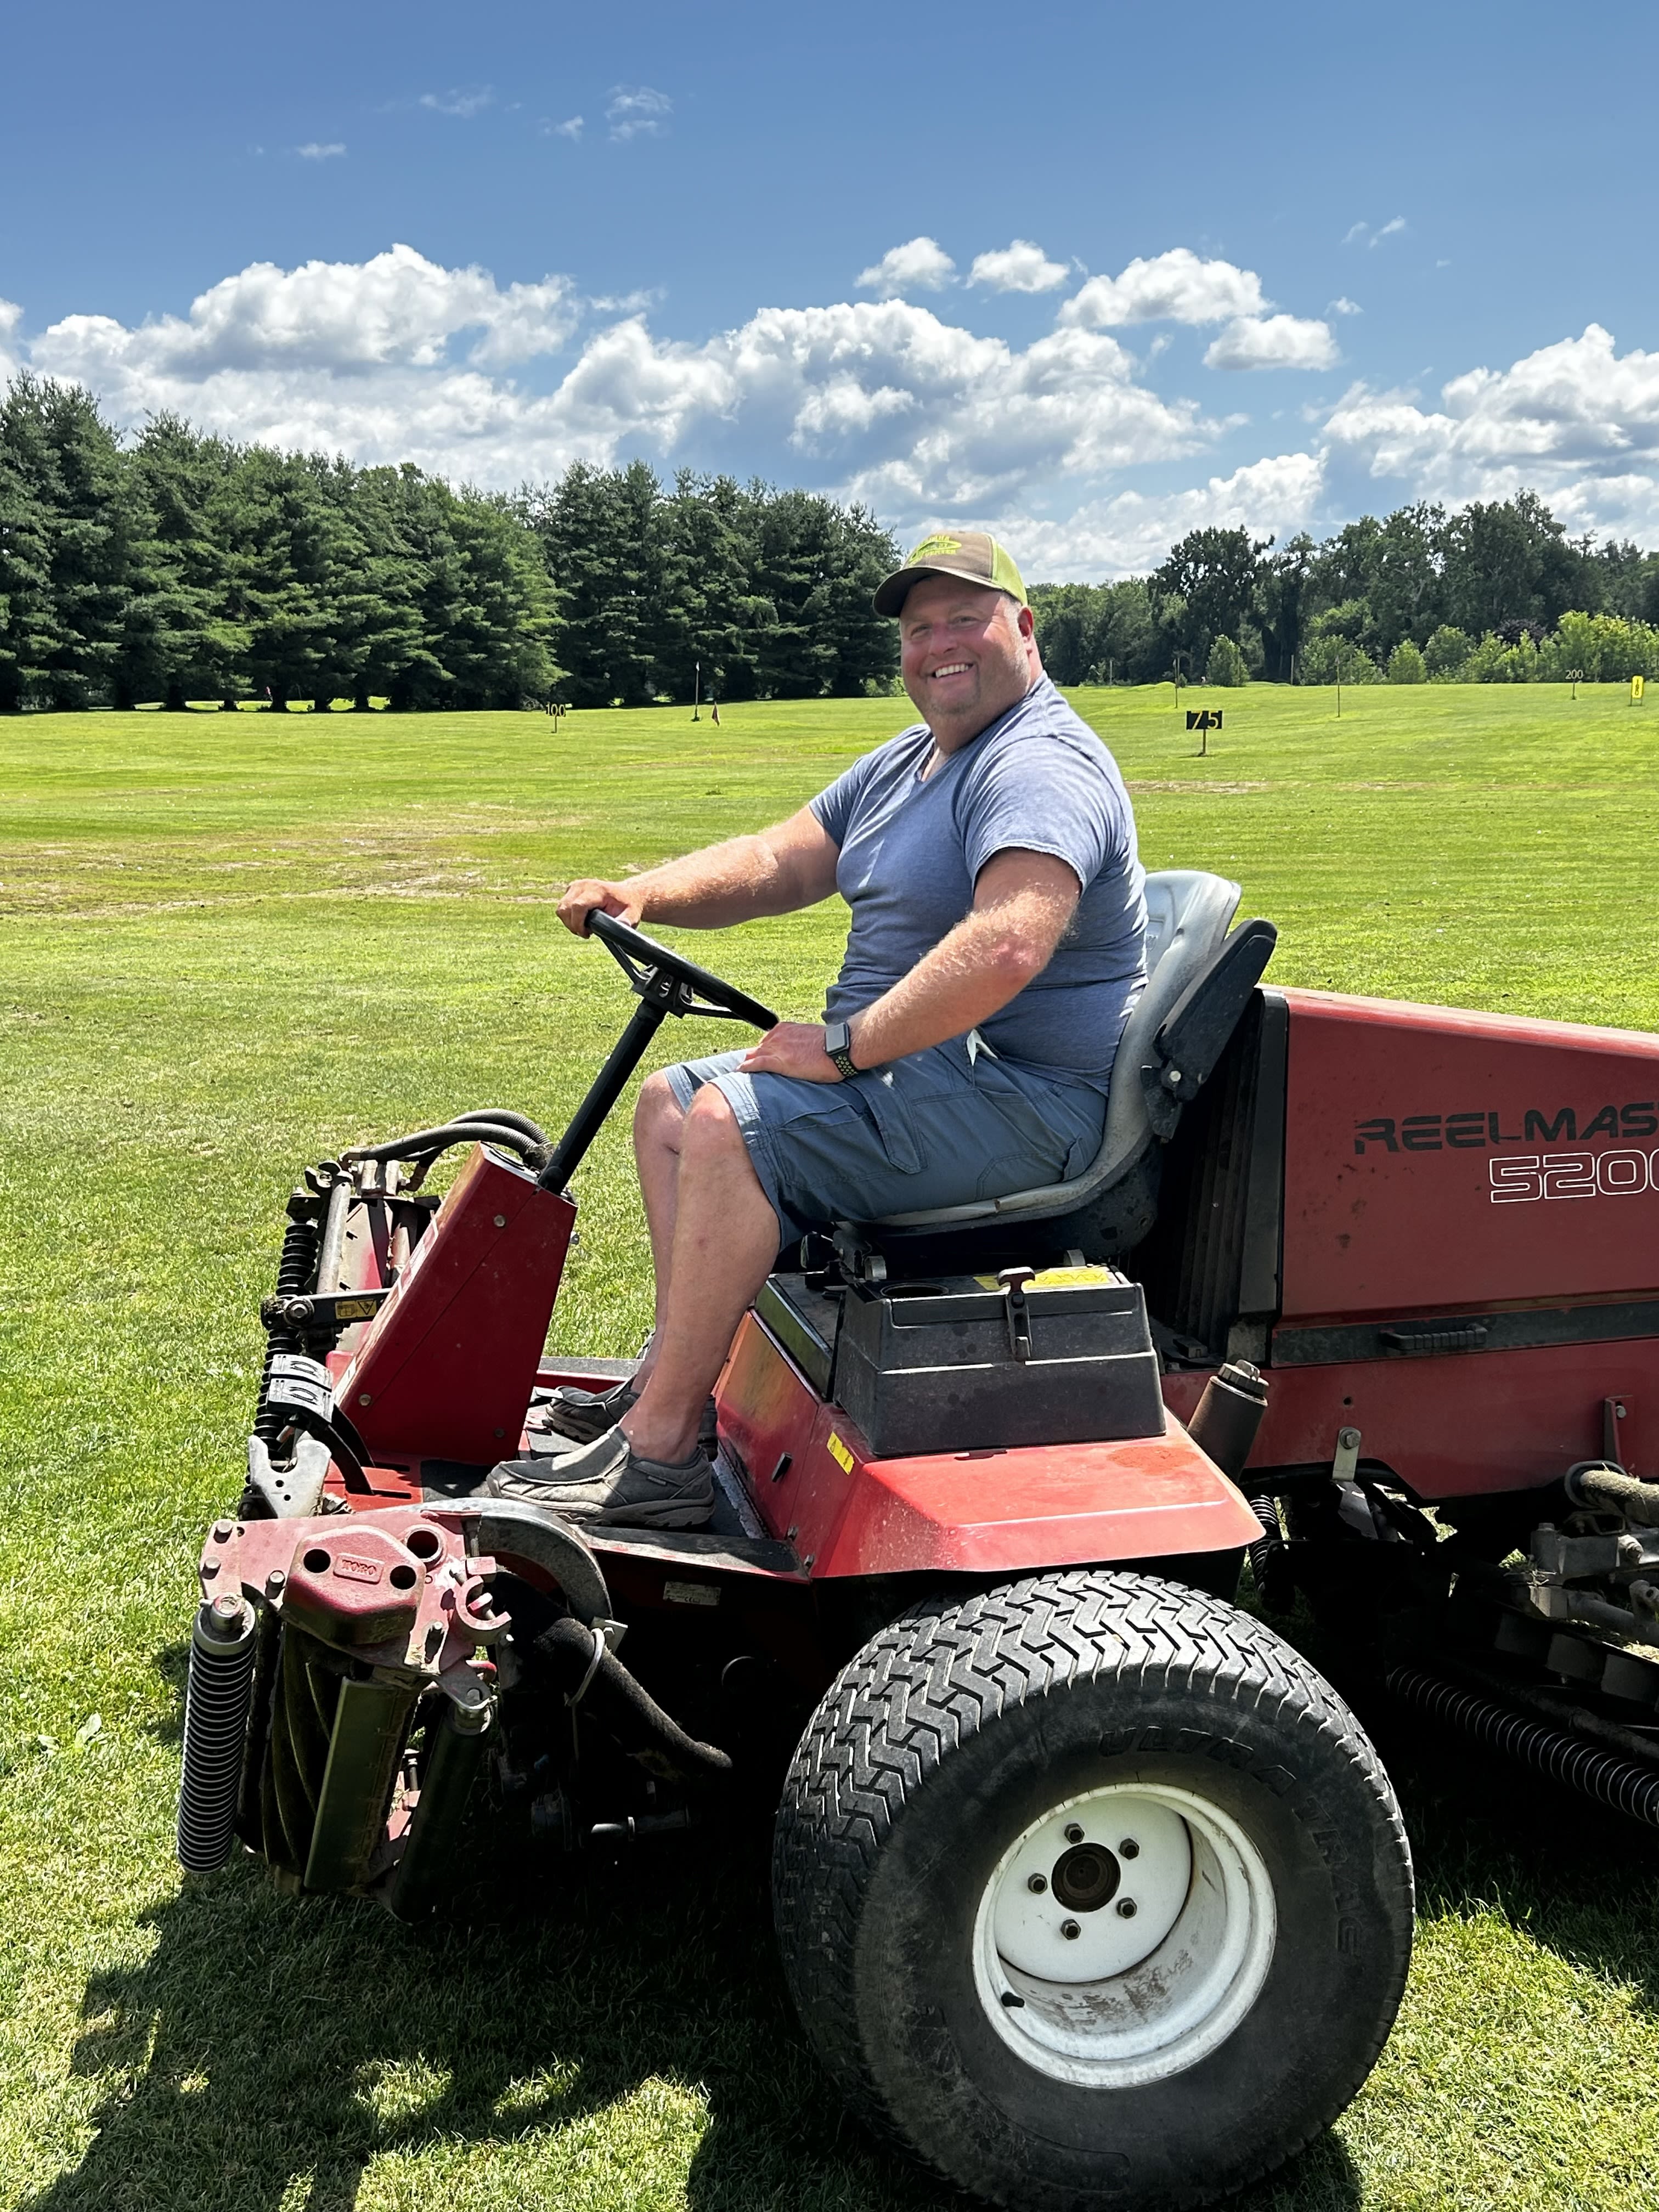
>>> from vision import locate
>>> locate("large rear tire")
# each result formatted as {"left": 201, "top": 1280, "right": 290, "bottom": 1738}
{"left": 772, "top": 1570, "right": 1413, "bottom": 2212}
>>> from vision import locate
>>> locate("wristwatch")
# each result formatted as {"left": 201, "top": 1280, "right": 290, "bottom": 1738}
{"left": 823, "top": 1019, "right": 860, "bottom": 1080}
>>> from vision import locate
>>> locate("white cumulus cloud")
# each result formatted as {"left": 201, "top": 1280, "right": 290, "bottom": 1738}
{"left": 295, "top": 143, "right": 346, "bottom": 161}
{"left": 857, "top": 237, "right": 956, "bottom": 298}
{"left": 27, "top": 244, "right": 580, "bottom": 381}
{"left": 969, "top": 240, "right": 1069, "bottom": 293}
{"left": 547, "top": 115, "right": 583, "bottom": 140}
{"left": 420, "top": 88, "right": 493, "bottom": 118}
{"left": 606, "top": 85, "right": 670, "bottom": 140}
{"left": 1008, "top": 453, "right": 1327, "bottom": 582}
{"left": 1344, "top": 217, "right": 1407, "bottom": 249}
{"left": 1060, "top": 249, "right": 1266, "bottom": 329}
{"left": 1322, "top": 324, "right": 1659, "bottom": 526}
{"left": 0, "top": 297, "right": 24, "bottom": 385}
{"left": 12, "top": 249, "right": 1213, "bottom": 532}
{"left": 16, "top": 244, "right": 1659, "bottom": 578}
{"left": 1204, "top": 314, "right": 1338, "bottom": 372}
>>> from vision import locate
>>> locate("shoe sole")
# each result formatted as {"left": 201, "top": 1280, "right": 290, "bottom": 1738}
{"left": 533, "top": 1394, "right": 718, "bottom": 1449}
{"left": 484, "top": 1471, "right": 715, "bottom": 1529}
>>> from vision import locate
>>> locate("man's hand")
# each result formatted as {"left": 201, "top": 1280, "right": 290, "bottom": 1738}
{"left": 740, "top": 1022, "right": 844, "bottom": 1082}
{"left": 557, "top": 879, "right": 643, "bottom": 937}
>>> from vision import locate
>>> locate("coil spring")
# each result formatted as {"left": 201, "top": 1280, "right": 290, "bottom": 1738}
{"left": 177, "top": 1603, "right": 258, "bottom": 1871}
{"left": 1387, "top": 1664, "right": 1659, "bottom": 1831}
{"left": 1247, "top": 1495, "right": 1293, "bottom": 1612}
{"left": 253, "top": 1198, "right": 320, "bottom": 1444}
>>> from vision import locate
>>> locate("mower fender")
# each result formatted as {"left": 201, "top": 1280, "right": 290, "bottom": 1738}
{"left": 805, "top": 1424, "right": 1264, "bottom": 1578}
{"left": 448, "top": 1499, "right": 611, "bottom": 1625}
{"left": 718, "top": 1316, "right": 1263, "bottom": 1577}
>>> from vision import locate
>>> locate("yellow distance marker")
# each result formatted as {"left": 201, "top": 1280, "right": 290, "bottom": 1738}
{"left": 1633, "top": 675, "right": 1646, "bottom": 702}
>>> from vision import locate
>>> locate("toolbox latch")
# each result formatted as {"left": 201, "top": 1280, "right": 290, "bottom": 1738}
{"left": 998, "top": 1266, "right": 1037, "bottom": 1363}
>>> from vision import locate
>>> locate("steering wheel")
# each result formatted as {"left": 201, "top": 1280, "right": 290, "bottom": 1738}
{"left": 586, "top": 909, "right": 778, "bottom": 1031}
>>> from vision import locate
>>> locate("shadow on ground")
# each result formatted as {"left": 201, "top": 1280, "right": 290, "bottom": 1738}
{"left": 41, "top": 1638, "right": 1659, "bottom": 2212}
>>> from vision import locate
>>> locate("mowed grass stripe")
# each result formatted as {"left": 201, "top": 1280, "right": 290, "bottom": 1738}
{"left": 2, "top": 686, "right": 1657, "bottom": 2212}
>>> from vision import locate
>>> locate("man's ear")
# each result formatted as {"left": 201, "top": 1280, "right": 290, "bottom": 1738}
{"left": 1016, "top": 603, "right": 1036, "bottom": 639}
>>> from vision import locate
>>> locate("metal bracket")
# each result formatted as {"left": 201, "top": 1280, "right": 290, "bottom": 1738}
{"left": 246, "top": 1431, "right": 332, "bottom": 1518}
{"left": 1331, "top": 1425, "right": 1362, "bottom": 1484}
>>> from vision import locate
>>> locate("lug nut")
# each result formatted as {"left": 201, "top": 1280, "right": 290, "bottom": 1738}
{"left": 1117, "top": 1898, "right": 1138, "bottom": 1919}
{"left": 1061, "top": 1919, "right": 1081, "bottom": 1940}
{"left": 1064, "top": 1822, "right": 1084, "bottom": 1844}
{"left": 1120, "top": 1838, "right": 1140, "bottom": 1859}
{"left": 211, "top": 1593, "right": 241, "bottom": 1622}
{"left": 1027, "top": 1872, "right": 1047, "bottom": 1893}
{"left": 266, "top": 1568, "right": 286, "bottom": 1595}
{"left": 211, "top": 1520, "right": 234, "bottom": 1543}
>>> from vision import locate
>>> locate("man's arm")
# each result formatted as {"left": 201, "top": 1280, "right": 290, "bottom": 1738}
{"left": 741, "top": 848, "right": 1080, "bottom": 1081}
{"left": 556, "top": 806, "right": 840, "bottom": 936}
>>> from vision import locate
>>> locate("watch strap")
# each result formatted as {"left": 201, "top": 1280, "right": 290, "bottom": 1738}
{"left": 824, "top": 1020, "right": 860, "bottom": 1080}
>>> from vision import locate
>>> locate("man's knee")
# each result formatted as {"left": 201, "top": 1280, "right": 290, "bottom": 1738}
{"left": 635, "top": 1068, "right": 686, "bottom": 1146}
{"left": 680, "top": 1080, "right": 744, "bottom": 1155}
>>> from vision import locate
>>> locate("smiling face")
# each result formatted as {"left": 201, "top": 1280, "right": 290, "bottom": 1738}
{"left": 898, "top": 574, "right": 1040, "bottom": 748}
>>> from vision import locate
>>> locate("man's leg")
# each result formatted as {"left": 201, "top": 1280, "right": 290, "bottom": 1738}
{"left": 629, "top": 1069, "right": 689, "bottom": 1388}
{"left": 620, "top": 1084, "right": 780, "bottom": 1466}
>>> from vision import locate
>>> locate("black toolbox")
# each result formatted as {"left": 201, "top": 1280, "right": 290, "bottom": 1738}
{"left": 826, "top": 1267, "right": 1166, "bottom": 1457}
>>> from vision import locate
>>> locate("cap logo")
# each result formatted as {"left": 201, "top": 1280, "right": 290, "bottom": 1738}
{"left": 906, "top": 533, "right": 964, "bottom": 563}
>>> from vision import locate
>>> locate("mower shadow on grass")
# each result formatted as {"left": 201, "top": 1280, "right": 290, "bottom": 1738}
{"left": 59, "top": 1628, "right": 1659, "bottom": 2212}
{"left": 25, "top": 1663, "right": 1373, "bottom": 2212}
{"left": 24, "top": 1849, "right": 1368, "bottom": 2212}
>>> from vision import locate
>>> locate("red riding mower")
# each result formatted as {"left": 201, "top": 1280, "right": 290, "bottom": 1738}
{"left": 176, "top": 872, "right": 1659, "bottom": 2212}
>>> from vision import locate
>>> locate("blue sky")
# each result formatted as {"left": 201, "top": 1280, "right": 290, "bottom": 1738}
{"left": 5, "top": 0, "right": 1659, "bottom": 575}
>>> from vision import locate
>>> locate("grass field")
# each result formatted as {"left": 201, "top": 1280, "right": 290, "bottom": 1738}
{"left": 3, "top": 680, "right": 1659, "bottom": 2212}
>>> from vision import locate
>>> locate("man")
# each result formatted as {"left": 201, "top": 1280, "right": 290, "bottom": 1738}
{"left": 487, "top": 530, "right": 1146, "bottom": 1526}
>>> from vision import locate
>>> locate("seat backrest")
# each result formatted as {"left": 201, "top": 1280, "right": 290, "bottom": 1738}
{"left": 868, "top": 869, "right": 1243, "bottom": 1232}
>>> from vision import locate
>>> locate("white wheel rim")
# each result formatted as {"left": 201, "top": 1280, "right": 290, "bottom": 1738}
{"left": 970, "top": 1781, "right": 1277, "bottom": 2087}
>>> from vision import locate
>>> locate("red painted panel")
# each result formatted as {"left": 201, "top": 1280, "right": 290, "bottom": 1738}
{"left": 1162, "top": 1338, "right": 1659, "bottom": 1498}
{"left": 1280, "top": 988, "right": 1659, "bottom": 1321}
{"left": 340, "top": 1146, "right": 575, "bottom": 1465}
{"left": 718, "top": 1314, "right": 1261, "bottom": 1577}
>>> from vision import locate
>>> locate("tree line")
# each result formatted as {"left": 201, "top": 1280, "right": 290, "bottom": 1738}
{"left": 8, "top": 366, "right": 1656, "bottom": 713}
{"left": 0, "top": 375, "right": 900, "bottom": 712}
{"left": 1029, "top": 490, "right": 1659, "bottom": 687}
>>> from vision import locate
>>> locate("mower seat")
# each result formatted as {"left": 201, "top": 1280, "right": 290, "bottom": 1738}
{"left": 849, "top": 870, "right": 1276, "bottom": 1261}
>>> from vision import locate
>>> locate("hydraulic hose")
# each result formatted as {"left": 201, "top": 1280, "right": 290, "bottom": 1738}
{"left": 452, "top": 1108, "right": 548, "bottom": 1144}
{"left": 341, "top": 1120, "right": 540, "bottom": 1165}
{"left": 1565, "top": 1461, "right": 1659, "bottom": 1527}
{"left": 178, "top": 1596, "right": 259, "bottom": 1871}
{"left": 535, "top": 1616, "right": 732, "bottom": 1782}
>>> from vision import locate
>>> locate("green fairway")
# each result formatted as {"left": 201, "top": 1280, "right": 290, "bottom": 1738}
{"left": 3, "top": 681, "right": 1658, "bottom": 2212}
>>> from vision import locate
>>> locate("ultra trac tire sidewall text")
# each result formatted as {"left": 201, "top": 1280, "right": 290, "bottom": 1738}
{"left": 772, "top": 1569, "right": 1414, "bottom": 2212}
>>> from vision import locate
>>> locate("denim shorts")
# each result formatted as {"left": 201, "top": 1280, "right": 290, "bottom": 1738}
{"left": 664, "top": 1035, "right": 1107, "bottom": 1245}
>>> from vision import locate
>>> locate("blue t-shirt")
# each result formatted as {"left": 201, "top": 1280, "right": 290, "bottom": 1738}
{"left": 809, "top": 676, "right": 1146, "bottom": 1082}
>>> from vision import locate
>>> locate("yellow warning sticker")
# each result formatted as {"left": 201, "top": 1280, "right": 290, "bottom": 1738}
{"left": 972, "top": 1265, "right": 1117, "bottom": 1290}
{"left": 826, "top": 1430, "right": 855, "bottom": 1472}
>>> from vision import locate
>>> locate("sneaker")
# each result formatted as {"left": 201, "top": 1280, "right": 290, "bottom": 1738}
{"left": 528, "top": 1379, "right": 718, "bottom": 1452}
{"left": 527, "top": 1379, "right": 638, "bottom": 1446}
{"left": 482, "top": 1427, "right": 715, "bottom": 1530}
